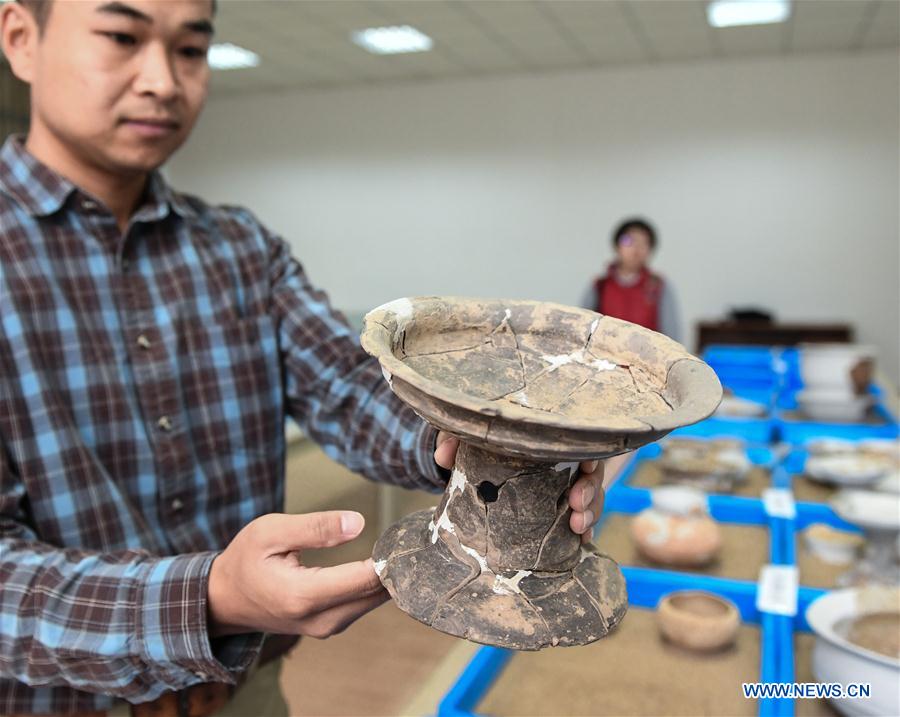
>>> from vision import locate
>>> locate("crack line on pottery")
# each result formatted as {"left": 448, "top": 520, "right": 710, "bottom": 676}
{"left": 573, "top": 573, "right": 611, "bottom": 632}
{"left": 403, "top": 342, "right": 487, "bottom": 359}
{"left": 428, "top": 467, "right": 467, "bottom": 544}
{"left": 532, "top": 504, "right": 569, "bottom": 570}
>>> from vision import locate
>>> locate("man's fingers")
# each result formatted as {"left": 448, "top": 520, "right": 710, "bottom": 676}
{"left": 569, "top": 482, "right": 605, "bottom": 535}
{"left": 569, "top": 471, "right": 603, "bottom": 513}
{"left": 256, "top": 511, "right": 365, "bottom": 553}
{"left": 434, "top": 433, "right": 459, "bottom": 470}
{"left": 298, "top": 589, "right": 390, "bottom": 640}
{"left": 292, "top": 558, "right": 385, "bottom": 614}
{"left": 579, "top": 459, "right": 600, "bottom": 476}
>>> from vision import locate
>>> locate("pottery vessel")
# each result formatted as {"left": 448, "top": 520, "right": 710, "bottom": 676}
{"left": 796, "top": 389, "right": 874, "bottom": 423}
{"left": 831, "top": 490, "right": 900, "bottom": 586}
{"left": 657, "top": 437, "right": 750, "bottom": 493}
{"left": 800, "top": 343, "right": 876, "bottom": 395}
{"left": 805, "top": 454, "right": 889, "bottom": 488}
{"left": 806, "top": 586, "right": 900, "bottom": 716}
{"left": 361, "top": 297, "right": 722, "bottom": 650}
{"left": 803, "top": 523, "right": 864, "bottom": 565}
{"left": 631, "top": 486, "right": 722, "bottom": 567}
{"left": 657, "top": 590, "right": 740, "bottom": 652}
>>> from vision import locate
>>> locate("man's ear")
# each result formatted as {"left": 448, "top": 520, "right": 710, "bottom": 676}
{"left": 1, "top": 3, "right": 39, "bottom": 85}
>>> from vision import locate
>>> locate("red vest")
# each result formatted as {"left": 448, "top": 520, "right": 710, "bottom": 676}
{"left": 594, "top": 265, "right": 663, "bottom": 332}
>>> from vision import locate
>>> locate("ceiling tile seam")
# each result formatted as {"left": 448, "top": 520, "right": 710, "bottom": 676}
{"left": 697, "top": 0, "right": 725, "bottom": 58}
{"left": 285, "top": 4, "right": 384, "bottom": 83}
{"left": 447, "top": 0, "right": 540, "bottom": 71}
{"left": 532, "top": 0, "right": 600, "bottom": 66}
{"left": 781, "top": 5, "right": 796, "bottom": 54}
{"left": 849, "top": 0, "right": 883, "bottom": 51}
{"left": 617, "top": 0, "right": 660, "bottom": 62}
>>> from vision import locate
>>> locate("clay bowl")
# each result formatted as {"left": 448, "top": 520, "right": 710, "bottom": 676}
{"left": 657, "top": 591, "right": 740, "bottom": 652}
{"left": 803, "top": 523, "right": 864, "bottom": 566}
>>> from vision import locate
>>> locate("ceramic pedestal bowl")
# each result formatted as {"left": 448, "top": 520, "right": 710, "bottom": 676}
{"left": 361, "top": 297, "right": 722, "bottom": 650}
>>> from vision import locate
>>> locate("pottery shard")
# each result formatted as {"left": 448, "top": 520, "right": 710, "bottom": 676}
{"left": 372, "top": 507, "right": 431, "bottom": 560}
{"left": 485, "top": 467, "right": 579, "bottom": 572}
{"left": 441, "top": 481, "right": 488, "bottom": 555}
{"left": 404, "top": 343, "right": 524, "bottom": 402}
{"left": 375, "top": 511, "right": 478, "bottom": 622}
{"left": 575, "top": 551, "right": 629, "bottom": 629}
{"left": 432, "top": 572, "right": 553, "bottom": 649}
{"left": 519, "top": 558, "right": 627, "bottom": 648}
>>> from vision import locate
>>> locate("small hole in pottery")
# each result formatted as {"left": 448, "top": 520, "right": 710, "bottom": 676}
{"left": 477, "top": 481, "right": 499, "bottom": 503}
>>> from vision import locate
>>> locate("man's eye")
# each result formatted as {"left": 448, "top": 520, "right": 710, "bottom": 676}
{"left": 102, "top": 32, "right": 137, "bottom": 46}
{"left": 180, "top": 46, "right": 208, "bottom": 59}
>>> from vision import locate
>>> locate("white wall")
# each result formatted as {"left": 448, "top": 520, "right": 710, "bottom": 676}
{"left": 169, "top": 51, "right": 900, "bottom": 382}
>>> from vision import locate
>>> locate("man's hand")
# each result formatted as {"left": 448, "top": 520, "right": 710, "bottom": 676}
{"left": 207, "top": 512, "right": 388, "bottom": 638}
{"left": 434, "top": 432, "right": 606, "bottom": 544}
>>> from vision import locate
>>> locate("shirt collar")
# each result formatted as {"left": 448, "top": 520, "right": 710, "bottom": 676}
{"left": 0, "top": 134, "right": 196, "bottom": 222}
{"left": 0, "top": 134, "right": 75, "bottom": 217}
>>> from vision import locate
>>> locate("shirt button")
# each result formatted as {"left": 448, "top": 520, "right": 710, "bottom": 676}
{"left": 136, "top": 334, "right": 152, "bottom": 350}
{"left": 170, "top": 498, "right": 184, "bottom": 512}
{"left": 121, "top": 259, "right": 131, "bottom": 273}
{"left": 82, "top": 199, "right": 98, "bottom": 211}
{"left": 157, "top": 415, "right": 173, "bottom": 432}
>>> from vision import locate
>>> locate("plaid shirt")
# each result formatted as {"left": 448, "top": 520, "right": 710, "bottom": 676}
{"left": 0, "top": 136, "right": 444, "bottom": 715}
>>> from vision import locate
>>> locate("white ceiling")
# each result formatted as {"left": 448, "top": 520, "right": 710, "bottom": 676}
{"left": 210, "top": 0, "right": 900, "bottom": 94}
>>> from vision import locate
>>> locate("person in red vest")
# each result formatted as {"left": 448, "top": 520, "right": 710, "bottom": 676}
{"left": 581, "top": 218, "right": 683, "bottom": 343}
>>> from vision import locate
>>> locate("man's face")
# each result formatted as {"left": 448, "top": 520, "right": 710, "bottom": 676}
{"left": 27, "top": 0, "right": 213, "bottom": 175}
{"left": 615, "top": 228, "right": 653, "bottom": 272}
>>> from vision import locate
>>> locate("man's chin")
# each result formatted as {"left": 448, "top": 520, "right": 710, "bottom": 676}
{"left": 108, "top": 147, "right": 178, "bottom": 175}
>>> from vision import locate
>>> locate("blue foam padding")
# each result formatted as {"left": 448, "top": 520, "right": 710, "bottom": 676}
{"left": 438, "top": 646, "right": 512, "bottom": 717}
{"left": 775, "top": 404, "right": 899, "bottom": 443}
{"left": 671, "top": 417, "right": 775, "bottom": 443}
{"left": 440, "top": 429, "right": 834, "bottom": 717}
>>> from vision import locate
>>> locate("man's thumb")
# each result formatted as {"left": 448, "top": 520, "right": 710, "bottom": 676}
{"left": 260, "top": 511, "right": 365, "bottom": 552}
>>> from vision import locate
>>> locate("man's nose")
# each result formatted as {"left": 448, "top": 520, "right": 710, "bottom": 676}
{"left": 133, "top": 43, "right": 179, "bottom": 102}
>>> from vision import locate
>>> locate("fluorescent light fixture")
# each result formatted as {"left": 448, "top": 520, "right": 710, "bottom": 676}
{"left": 707, "top": 0, "right": 791, "bottom": 28}
{"left": 208, "top": 43, "right": 260, "bottom": 70}
{"left": 352, "top": 25, "right": 433, "bottom": 55}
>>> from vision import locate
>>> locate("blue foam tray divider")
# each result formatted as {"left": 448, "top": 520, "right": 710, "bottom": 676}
{"left": 774, "top": 404, "right": 899, "bottom": 443}
{"left": 438, "top": 343, "right": 890, "bottom": 717}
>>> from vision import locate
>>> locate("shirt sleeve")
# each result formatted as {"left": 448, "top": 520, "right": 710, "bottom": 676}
{"left": 658, "top": 280, "right": 684, "bottom": 345}
{"left": 263, "top": 223, "right": 446, "bottom": 493}
{"left": 0, "top": 447, "right": 264, "bottom": 703}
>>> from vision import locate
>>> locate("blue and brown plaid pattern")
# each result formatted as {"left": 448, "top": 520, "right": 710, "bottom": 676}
{"left": 0, "top": 136, "right": 443, "bottom": 714}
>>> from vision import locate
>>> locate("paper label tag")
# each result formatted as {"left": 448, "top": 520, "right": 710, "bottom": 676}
{"left": 756, "top": 565, "right": 799, "bottom": 617}
{"left": 762, "top": 488, "right": 796, "bottom": 519}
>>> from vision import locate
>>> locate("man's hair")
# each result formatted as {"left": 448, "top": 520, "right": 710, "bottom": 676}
{"left": 16, "top": 0, "right": 52, "bottom": 34}
{"left": 16, "top": 0, "right": 217, "bottom": 35}
{"left": 612, "top": 218, "right": 657, "bottom": 250}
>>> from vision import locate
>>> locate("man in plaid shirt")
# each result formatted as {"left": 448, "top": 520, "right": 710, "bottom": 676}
{"left": 0, "top": 1, "right": 606, "bottom": 715}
